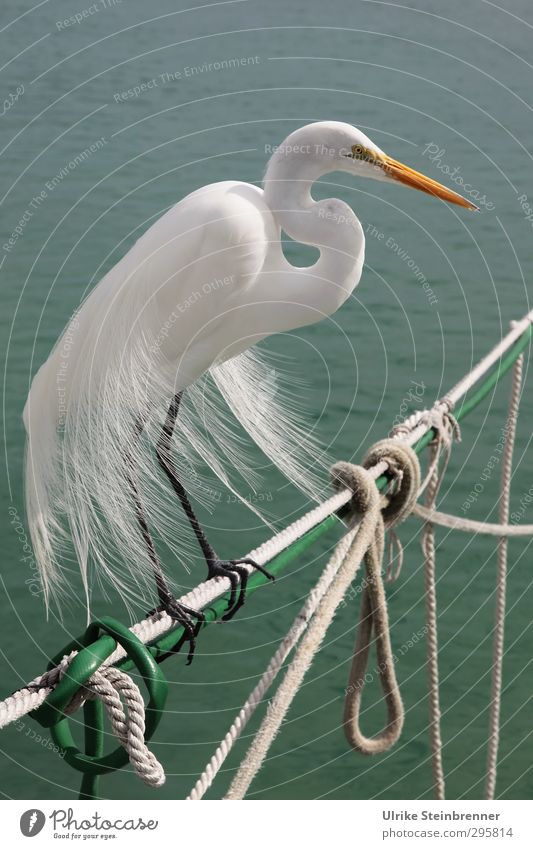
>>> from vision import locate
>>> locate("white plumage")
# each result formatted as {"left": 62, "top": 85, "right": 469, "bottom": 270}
{"left": 23, "top": 121, "right": 474, "bottom": 613}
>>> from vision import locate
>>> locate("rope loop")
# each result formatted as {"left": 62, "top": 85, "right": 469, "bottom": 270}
{"left": 68, "top": 666, "right": 165, "bottom": 788}
{"left": 332, "top": 444, "right": 421, "bottom": 757}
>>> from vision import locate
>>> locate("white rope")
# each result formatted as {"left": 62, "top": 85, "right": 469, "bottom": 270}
{"left": 187, "top": 439, "right": 422, "bottom": 799}
{"left": 396, "top": 308, "right": 532, "bottom": 453}
{"left": 398, "top": 404, "right": 460, "bottom": 802}
{"left": 445, "top": 309, "right": 532, "bottom": 408}
{"left": 485, "top": 344, "right": 524, "bottom": 800}
{"left": 224, "top": 466, "right": 384, "bottom": 800}
{"left": 341, "top": 443, "right": 421, "bottom": 755}
{"left": 412, "top": 504, "right": 533, "bottom": 536}
{"left": 68, "top": 667, "right": 165, "bottom": 788}
{"left": 187, "top": 527, "right": 358, "bottom": 800}
{"left": 419, "top": 434, "right": 452, "bottom": 801}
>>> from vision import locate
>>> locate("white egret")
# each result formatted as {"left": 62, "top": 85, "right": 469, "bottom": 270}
{"left": 23, "top": 121, "right": 476, "bottom": 659}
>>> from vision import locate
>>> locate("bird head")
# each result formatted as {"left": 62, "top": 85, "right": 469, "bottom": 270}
{"left": 269, "top": 121, "right": 478, "bottom": 210}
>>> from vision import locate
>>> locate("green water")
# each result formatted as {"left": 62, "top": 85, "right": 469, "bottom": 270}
{"left": 1, "top": 0, "right": 533, "bottom": 800}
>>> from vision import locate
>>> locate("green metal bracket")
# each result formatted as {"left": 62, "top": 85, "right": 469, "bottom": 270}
{"left": 32, "top": 617, "right": 168, "bottom": 798}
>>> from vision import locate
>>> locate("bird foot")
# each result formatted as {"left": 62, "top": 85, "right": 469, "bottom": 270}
{"left": 207, "top": 557, "right": 275, "bottom": 621}
{"left": 148, "top": 596, "right": 204, "bottom": 665}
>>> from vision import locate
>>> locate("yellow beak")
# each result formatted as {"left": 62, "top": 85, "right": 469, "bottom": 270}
{"left": 381, "top": 154, "right": 478, "bottom": 210}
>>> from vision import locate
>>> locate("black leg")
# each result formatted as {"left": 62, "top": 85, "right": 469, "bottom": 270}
{"left": 156, "top": 392, "right": 275, "bottom": 620}
{"left": 124, "top": 419, "right": 203, "bottom": 665}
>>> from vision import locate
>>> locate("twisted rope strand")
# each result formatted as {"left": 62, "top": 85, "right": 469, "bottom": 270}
{"left": 187, "top": 528, "right": 357, "bottom": 800}
{"left": 412, "top": 505, "right": 533, "bottom": 535}
{"left": 421, "top": 439, "right": 446, "bottom": 800}
{"left": 224, "top": 467, "right": 382, "bottom": 800}
{"left": 485, "top": 346, "right": 524, "bottom": 800}
{"left": 67, "top": 666, "right": 165, "bottom": 788}
{"left": 419, "top": 407, "right": 461, "bottom": 801}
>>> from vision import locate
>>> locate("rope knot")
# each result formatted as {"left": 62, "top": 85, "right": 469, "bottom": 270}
{"left": 425, "top": 406, "right": 462, "bottom": 449}
{"left": 63, "top": 666, "right": 165, "bottom": 788}
{"left": 363, "top": 439, "right": 421, "bottom": 529}
{"left": 330, "top": 461, "right": 377, "bottom": 517}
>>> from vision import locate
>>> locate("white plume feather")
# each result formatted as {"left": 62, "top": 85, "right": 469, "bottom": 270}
{"left": 23, "top": 307, "right": 327, "bottom": 614}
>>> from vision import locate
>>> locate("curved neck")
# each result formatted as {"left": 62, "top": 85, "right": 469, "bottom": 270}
{"left": 263, "top": 156, "right": 364, "bottom": 289}
{"left": 263, "top": 156, "right": 324, "bottom": 243}
{"left": 265, "top": 184, "right": 315, "bottom": 248}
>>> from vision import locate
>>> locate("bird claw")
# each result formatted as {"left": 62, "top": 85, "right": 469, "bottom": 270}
{"left": 207, "top": 557, "right": 275, "bottom": 621}
{"left": 148, "top": 597, "right": 204, "bottom": 665}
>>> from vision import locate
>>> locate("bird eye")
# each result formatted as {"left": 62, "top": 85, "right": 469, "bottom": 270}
{"left": 352, "top": 145, "right": 364, "bottom": 158}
